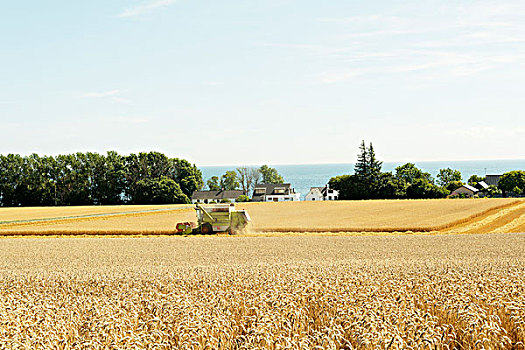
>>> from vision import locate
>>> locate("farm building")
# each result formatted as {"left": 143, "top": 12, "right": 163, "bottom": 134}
{"left": 450, "top": 184, "right": 479, "bottom": 198}
{"left": 305, "top": 185, "right": 339, "bottom": 201}
{"left": 251, "top": 184, "right": 301, "bottom": 202}
{"left": 485, "top": 175, "right": 502, "bottom": 187}
{"left": 191, "top": 190, "right": 244, "bottom": 204}
{"left": 474, "top": 181, "right": 490, "bottom": 195}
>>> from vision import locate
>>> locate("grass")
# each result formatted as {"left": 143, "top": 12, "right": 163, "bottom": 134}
{"left": 1, "top": 234, "right": 524, "bottom": 348}
{"left": 0, "top": 198, "right": 523, "bottom": 235}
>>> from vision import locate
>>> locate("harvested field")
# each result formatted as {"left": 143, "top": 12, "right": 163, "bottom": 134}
{"left": 0, "top": 198, "right": 522, "bottom": 235}
{"left": 0, "top": 204, "right": 191, "bottom": 223}
{"left": 0, "top": 234, "right": 524, "bottom": 348}
{"left": 0, "top": 208, "right": 195, "bottom": 235}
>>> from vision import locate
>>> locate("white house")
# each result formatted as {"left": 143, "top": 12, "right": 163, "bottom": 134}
{"left": 191, "top": 190, "right": 244, "bottom": 204}
{"left": 251, "top": 184, "right": 301, "bottom": 202}
{"left": 305, "top": 185, "right": 339, "bottom": 201}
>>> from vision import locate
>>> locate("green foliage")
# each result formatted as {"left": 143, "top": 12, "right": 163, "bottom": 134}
{"left": 353, "top": 141, "right": 383, "bottom": 197}
{"left": 133, "top": 176, "right": 190, "bottom": 204}
{"left": 207, "top": 176, "right": 221, "bottom": 191}
{"left": 375, "top": 172, "right": 408, "bottom": 199}
{"left": 171, "top": 158, "right": 204, "bottom": 197}
{"left": 236, "top": 195, "right": 250, "bottom": 202}
{"left": 236, "top": 167, "right": 261, "bottom": 195}
{"left": 354, "top": 141, "right": 382, "bottom": 181}
{"left": 259, "top": 165, "right": 284, "bottom": 184}
{"left": 468, "top": 174, "right": 484, "bottom": 185}
{"left": 437, "top": 168, "right": 462, "bottom": 187}
{"left": 487, "top": 185, "right": 502, "bottom": 197}
{"left": 395, "top": 163, "right": 432, "bottom": 184}
{"left": 446, "top": 180, "right": 464, "bottom": 192}
{"left": 0, "top": 151, "right": 201, "bottom": 207}
{"left": 329, "top": 149, "right": 449, "bottom": 200}
{"left": 221, "top": 171, "right": 240, "bottom": 191}
{"left": 406, "top": 178, "right": 448, "bottom": 199}
{"left": 329, "top": 175, "right": 366, "bottom": 200}
{"left": 498, "top": 170, "right": 525, "bottom": 196}
{"left": 220, "top": 198, "right": 232, "bottom": 203}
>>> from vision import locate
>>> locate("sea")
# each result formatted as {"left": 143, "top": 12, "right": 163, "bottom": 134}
{"left": 200, "top": 159, "right": 525, "bottom": 200}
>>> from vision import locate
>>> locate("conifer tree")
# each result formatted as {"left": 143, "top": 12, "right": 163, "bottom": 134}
{"left": 367, "top": 143, "right": 383, "bottom": 180}
{"left": 354, "top": 140, "right": 369, "bottom": 179}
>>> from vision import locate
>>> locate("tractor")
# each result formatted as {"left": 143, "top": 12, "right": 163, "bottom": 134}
{"left": 176, "top": 203, "right": 251, "bottom": 234}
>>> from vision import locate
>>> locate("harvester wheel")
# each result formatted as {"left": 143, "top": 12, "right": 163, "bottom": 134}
{"left": 201, "top": 223, "right": 212, "bottom": 234}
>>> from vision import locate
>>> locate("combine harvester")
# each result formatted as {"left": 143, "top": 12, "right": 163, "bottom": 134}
{"left": 175, "top": 204, "right": 251, "bottom": 234}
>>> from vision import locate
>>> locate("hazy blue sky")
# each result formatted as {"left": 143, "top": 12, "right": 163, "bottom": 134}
{"left": 1, "top": 0, "right": 524, "bottom": 165}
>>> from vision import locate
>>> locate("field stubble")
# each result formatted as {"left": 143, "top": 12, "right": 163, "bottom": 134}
{"left": 0, "top": 234, "right": 524, "bottom": 349}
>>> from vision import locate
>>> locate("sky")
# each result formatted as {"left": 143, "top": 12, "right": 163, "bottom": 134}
{"left": 0, "top": 0, "right": 524, "bottom": 166}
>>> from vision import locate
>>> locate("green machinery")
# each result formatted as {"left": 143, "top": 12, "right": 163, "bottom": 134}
{"left": 176, "top": 204, "right": 251, "bottom": 234}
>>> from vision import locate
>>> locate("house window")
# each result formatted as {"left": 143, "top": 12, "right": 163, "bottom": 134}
{"left": 274, "top": 188, "right": 285, "bottom": 194}
{"left": 312, "top": 198, "right": 315, "bottom": 201}
{"left": 254, "top": 188, "right": 266, "bottom": 195}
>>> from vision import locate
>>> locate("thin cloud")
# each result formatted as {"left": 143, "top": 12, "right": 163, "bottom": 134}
{"left": 113, "top": 116, "right": 149, "bottom": 124}
{"left": 82, "top": 89, "right": 131, "bottom": 103}
{"left": 83, "top": 89, "right": 122, "bottom": 98}
{"left": 117, "top": 0, "right": 177, "bottom": 18}
{"left": 264, "top": 2, "right": 525, "bottom": 84}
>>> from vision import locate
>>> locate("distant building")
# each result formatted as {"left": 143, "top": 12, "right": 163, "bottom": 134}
{"left": 305, "top": 185, "right": 339, "bottom": 201}
{"left": 485, "top": 175, "right": 502, "bottom": 187}
{"left": 191, "top": 190, "right": 244, "bottom": 204}
{"left": 450, "top": 184, "right": 479, "bottom": 198}
{"left": 251, "top": 184, "right": 300, "bottom": 202}
{"left": 475, "top": 181, "right": 489, "bottom": 191}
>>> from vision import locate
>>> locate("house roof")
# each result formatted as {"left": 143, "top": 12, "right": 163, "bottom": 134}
{"left": 306, "top": 187, "right": 323, "bottom": 196}
{"left": 191, "top": 190, "right": 244, "bottom": 200}
{"left": 308, "top": 187, "right": 324, "bottom": 192}
{"left": 476, "top": 181, "right": 489, "bottom": 190}
{"left": 307, "top": 186, "right": 339, "bottom": 196}
{"left": 252, "top": 183, "right": 294, "bottom": 197}
{"left": 463, "top": 184, "right": 479, "bottom": 192}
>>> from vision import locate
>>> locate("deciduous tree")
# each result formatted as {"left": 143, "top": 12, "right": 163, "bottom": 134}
{"left": 259, "top": 165, "right": 284, "bottom": 184}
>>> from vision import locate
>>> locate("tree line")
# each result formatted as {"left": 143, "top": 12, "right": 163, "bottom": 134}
{"left": 330, "top": 141, "right": 480, "bottom": 200}
{"left": 0, "top": 152, "right": 203, "bottom": 206}
{"left": 205, "top": 165, "right": 285, "bottom": 198}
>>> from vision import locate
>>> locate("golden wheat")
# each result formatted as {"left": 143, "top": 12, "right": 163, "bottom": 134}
{"left": 0, "top": 199, "right": 523, "bottom": 235}
{"left": 0, "top": 234, "right": 524, "bottom": 349}
{"left": 236, "top": 198, "right": 521, "bottom": 232}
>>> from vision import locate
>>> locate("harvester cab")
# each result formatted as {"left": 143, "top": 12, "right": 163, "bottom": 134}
{"left": 176, "top": 203, "right": 251, "bottom": 235}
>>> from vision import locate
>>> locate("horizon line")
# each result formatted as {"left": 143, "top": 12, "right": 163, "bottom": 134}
{"left": 198, "top": 157, "right": 525, "bottom": 168}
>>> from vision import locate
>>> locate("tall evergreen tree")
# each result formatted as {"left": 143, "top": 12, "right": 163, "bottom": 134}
{"left": 367, "top": 143, "right": 383, "bottom": 180}
{"left": 354, "top": 140, "right": 369, "bottom": 179}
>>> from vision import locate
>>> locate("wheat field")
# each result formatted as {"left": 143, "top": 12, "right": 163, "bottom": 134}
{"left": 0, "top": 234, "right": 524, "bottom": 349}
{"left": 0, "top": 204, "right": 190, "bottom": 223}
{"left": 0, "top": 198, "right": 523, "bottom": 235}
